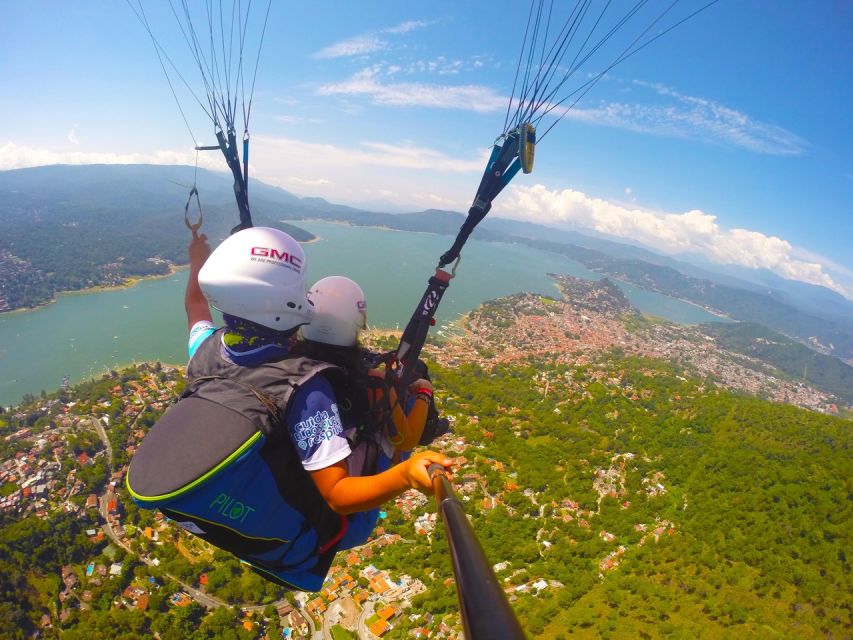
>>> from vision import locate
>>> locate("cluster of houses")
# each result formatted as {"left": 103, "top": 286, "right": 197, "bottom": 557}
{"left": 1, "top": 365, "right": 180, "bottom": 519}
{"left": 1, "top": 424, "right": 89, "bottom": 518}
{"left": 428, "top": 278, "right": 844, "bottom": 415}
{"left": 298, "top": 539, "right": 428, "bottom": 638}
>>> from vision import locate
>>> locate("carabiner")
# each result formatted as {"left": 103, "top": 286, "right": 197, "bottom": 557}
{"left": 449, "top": 255, "right": 461, "bottom": 278}
{"left": 184, "top": 187, "right": 203, "bottom": 237}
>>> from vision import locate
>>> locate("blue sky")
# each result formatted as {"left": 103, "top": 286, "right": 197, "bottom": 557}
{"left": 2, "top": 1, "right": 852, "bottom": 298}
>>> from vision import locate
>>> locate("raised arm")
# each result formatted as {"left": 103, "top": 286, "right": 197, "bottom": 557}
{"left": 185, "top": 233, "right": 213, "bottom": 330}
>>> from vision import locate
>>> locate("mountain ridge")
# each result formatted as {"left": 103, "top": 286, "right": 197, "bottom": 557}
{"left": 2, "top": 164, "right": 852, "bottom": 362}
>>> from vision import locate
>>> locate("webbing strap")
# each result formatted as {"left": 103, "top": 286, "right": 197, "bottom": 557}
{"left": 439, "top": 132, "right": 521, "bottom": 267}
{"left": 216, "top": 128, "right": 253, "bottom": 234}
{"left": 390, "top": 271, "right": 452, "bottom": 417}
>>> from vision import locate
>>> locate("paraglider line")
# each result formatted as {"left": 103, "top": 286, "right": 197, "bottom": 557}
{"left": 244, "top": 0, "right": 272, "bottom": 129}
{"left": 126, "top": 0, "right": 204, "bottom": 145}
{"left": 537, "top": 0, "right": 720, "bottom": 141}
{"left": 503, "top": 0, "right": 537, "bottom": 134}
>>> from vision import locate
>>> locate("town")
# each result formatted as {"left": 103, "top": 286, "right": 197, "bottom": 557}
{"left": 431, "top": 275, "right": 843, "bottom": 415}
{"left": 0, "top": 362, "right": 545, "bottom": 638}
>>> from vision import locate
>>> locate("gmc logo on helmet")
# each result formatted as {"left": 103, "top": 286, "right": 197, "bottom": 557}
{"left": 251, "top": 246, "right": 303, "bottom": 269}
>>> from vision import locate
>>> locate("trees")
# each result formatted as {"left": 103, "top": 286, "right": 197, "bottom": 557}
{"left": 1, "top": 344, "right": 850, "bottom": 638}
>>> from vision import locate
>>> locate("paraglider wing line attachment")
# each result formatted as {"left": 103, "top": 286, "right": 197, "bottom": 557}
{"left": 215, "top": 129, "right": 253, "bottom": 234}
{"left": 519, "top": 123, "right": 536, "bottom": 174}
{"left": 439, "top": 125, "right": 532, "bottom": 267}
{"left": 439, "top": 205, "right": 489, "bottom": 268}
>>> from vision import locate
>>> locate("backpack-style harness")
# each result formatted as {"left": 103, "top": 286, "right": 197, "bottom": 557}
{"left": 126, "top": 329, "right": 349, "bottom": 591}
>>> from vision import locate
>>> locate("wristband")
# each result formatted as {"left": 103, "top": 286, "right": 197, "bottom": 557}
{"left": 416, "top": 388, "right": 433, "bottom": 398}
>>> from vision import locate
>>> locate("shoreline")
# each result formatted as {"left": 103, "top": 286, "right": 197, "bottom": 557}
{"left": 284, "top": 218, "right": 429, "bottom": 236}
{"left": 1, "top": 222, "right": 321, "bottom": 316}
{"left": 1, "top": 329, "right": 411, "bottom": 409}
{"left": 0, "top": 264, "right": 188, "bottom": 317}
{"left": 1, "top": 358, "right": 190, "bottom": 410}
{"left": 67, "top": 263, "right": 187, "bottom": 295}
{"left": 608, "top": 276, "right": 732, "bottom": 323}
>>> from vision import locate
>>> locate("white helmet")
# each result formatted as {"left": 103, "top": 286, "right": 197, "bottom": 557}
{"left": 198, "top": 226, "right": 313, "bottom": 331}
{"left": 302, "top": 276, "right": 366, "bottom": 347}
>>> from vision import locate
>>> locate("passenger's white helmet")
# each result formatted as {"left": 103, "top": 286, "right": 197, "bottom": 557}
{"left": 302, "top": 276, "right": 367, "bottom": 347}
{"left": 198, "top": 226, "right": 313, "bottom": 331}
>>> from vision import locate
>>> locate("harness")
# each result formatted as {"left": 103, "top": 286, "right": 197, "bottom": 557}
{"left": 126, "top": 329, "right": 350, "bottom": 591}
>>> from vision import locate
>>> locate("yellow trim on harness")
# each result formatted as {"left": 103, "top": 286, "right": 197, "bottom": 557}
{"left": 125, "top": 431, "right": 264, "bottom": 502}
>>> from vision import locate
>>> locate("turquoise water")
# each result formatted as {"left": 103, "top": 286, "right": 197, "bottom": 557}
{"left": 0, "top": 221, "right": 724, "bottom": 406}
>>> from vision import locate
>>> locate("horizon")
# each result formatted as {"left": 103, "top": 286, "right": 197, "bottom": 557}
{"left": 1, "top": 1, "right": 851, "bottom": 296}
{"left": 4, "top": 160, "right": 853, "bottom": 306}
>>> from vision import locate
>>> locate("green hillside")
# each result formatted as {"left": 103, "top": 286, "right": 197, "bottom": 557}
{"left": 0, "top": 165, "right": 314, "bottom": 311}
{"left": 428, "top": 356, "right": 850, "bottom": 638}
{"left": 1, "top": 342, "right": 849, "bottom": 638}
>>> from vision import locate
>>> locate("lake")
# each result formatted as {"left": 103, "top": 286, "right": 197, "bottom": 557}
{"left": 0, "top": 221, "right": 725, "bottom": 406}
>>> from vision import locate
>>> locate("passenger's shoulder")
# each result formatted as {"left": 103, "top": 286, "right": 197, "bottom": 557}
{"left": 297, "top": 370, "right": 337, "bottom": 397}
{"left": 188, "top": 321, "right": 217, "bottom": 359}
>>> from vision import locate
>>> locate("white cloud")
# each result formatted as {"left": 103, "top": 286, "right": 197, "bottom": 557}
{"left": 0, "top": 141, "right": 225, "bottom": 172}
{"left": 317, "top": 66, "right": 504, "bottom": 113}
{"left": 315, "top": 34, "right": 386, "bottom": 60}
{"left": 315, "top": 69, "right": 798, "bottom": 158}
{"left": 245, "top": 135, "right": 483, "bottom": 210}
{"left": 286, "top": 176, "right": 332, "bottom": 187}
{"left": 405, "top": 57, "right": 466, "bottom": 76}
{"left": 384, "top": 20, "right": 430, "bottom": 35}
{"left": 67, "top": 125, "right": 80, "bottom": 145}
{"left": 314, "top": 20, "right": 431, "bottom": 59}
{"left": 498, "top": 183, "right": 849, "bottom": 296}
{"left": 253, "top": 134, "right": 484, "bottom": 173}
{"left": 791, "top": 247, "right": 853, "bottom": 282}
{"left": 563, "top": 82, "right": 806, "bottom": 156}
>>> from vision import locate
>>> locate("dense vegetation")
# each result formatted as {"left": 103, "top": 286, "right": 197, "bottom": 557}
{"left": 421, "top": 355, "right": 851, "bottom": 638}
{"left": 0, "top": 165, "right": 313, "bottom": 311}
{"left": 1, "top": 343, "right": 850, "bottom": 638}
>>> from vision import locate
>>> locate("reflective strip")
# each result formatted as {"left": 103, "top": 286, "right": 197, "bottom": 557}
{"left": 126, "top": 431, "right": 263, "bottom": 502}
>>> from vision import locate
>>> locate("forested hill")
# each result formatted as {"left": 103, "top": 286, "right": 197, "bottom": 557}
{"left": 701, "top": 321, "right": 853, "bottom": 406}
{"left": 0, "top": 165, "right": 314, "bottom": 312}
{"left": 3, "top": 164, "right": 853, "bottom": 363}
{"left": 0, "top": 288, "right": 850, "bottom": 638}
